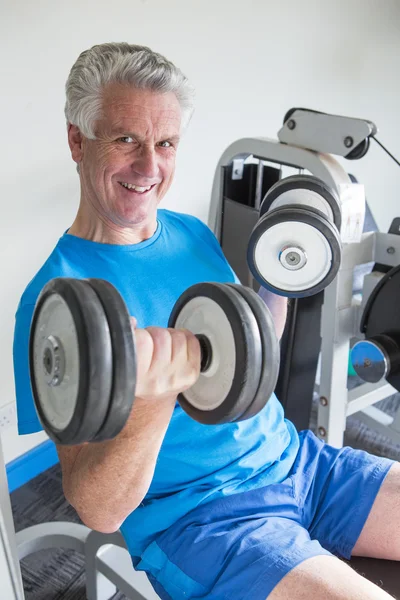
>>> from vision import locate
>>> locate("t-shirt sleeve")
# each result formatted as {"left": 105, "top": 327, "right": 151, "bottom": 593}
{"left": 13, "top": 302, "right": 43, "bottom": 435}
{"left": 186, "top": 214, "right": 241, "bottom": 284}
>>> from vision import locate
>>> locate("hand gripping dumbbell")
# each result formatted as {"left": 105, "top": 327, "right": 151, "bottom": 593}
{"left": 29, "top": 278, "right": 280, "bottom": 445}
{"left": 247, "top": 175, "right": 342, "bottom": 298}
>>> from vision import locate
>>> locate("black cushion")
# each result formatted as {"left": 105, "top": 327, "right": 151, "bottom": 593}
{"left": 346, "top": 556, "right": 400, "bottom": 596}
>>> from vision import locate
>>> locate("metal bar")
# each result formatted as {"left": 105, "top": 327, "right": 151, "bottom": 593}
{"left": 0, "top": 438, "right": 24, "bottom": 600}
{"left": 16, "top": 522, "right": 90, "bottom": 560}
{"left": 341, "top": 233, "right": 375, "bottom": 269}
{"left": 389, "top": 401, "right": 400, "bottom": 434}
{"left": 277, "top": 109, "right": 376, "bottom": 157}
{"left": 254, "top": 160, "right": 264, "bottom": 211}
{"left": 355, "top": 406, "right": 400, "bottom": 446}
{"left": 318, "top": 275, "right": 350, "bottom": 448}
{"left": 346, "top": 381, "right": 397, "bottom": 416}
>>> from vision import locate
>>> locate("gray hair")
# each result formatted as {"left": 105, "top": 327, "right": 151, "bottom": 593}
{"left": 65, "top": 42, "right": 195, "bottom": 138}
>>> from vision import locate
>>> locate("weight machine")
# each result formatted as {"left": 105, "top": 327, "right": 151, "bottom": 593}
{"left": 1, "top": 108, "right": 399, "bottom": 599}
{"left": 208, "top": 107, "right": 400, "bottom": 448}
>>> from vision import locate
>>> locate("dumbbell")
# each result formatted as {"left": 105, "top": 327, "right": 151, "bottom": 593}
{"left": 29, "top": 278, "right": 280, "bottom": 446}
{"left": 247, "top": 175, "right": 342, "bottom": 297}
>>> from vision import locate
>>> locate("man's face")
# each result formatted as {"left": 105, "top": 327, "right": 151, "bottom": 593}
{"left": 69, "top": 83, "right": 182, "bottom": 229}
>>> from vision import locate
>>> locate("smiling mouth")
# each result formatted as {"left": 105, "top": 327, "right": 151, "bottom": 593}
{"left": 118, "top": 182, "right": 156, "bottom": 194}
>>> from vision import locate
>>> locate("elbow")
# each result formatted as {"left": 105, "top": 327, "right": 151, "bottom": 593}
{"left": 80, "top": 515, "right": 123, "bottom": 534}
{"left": 73, "top": 501, "right": 126, "bottom": 533}
{"left": 63, "top": 486, "right": 139, "bottom": 534}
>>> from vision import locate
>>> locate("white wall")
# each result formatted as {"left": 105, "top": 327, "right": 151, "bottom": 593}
{"left": 1, "top": 0, "right": 399, "bottom": 463}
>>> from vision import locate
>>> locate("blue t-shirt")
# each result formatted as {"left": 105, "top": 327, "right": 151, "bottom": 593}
{"left": 13, "top": 209, "right": 299, "bottom": 559}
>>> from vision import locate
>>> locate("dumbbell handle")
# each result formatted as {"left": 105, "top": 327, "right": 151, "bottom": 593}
{"left": 41, "top": 329, "right": 213, "bottom": 391}
{"left": 195, "top": 334, "right": 212, "bottom": 373}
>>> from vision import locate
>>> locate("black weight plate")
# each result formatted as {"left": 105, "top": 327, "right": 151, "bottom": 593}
{"left": 360, "top": 264, "right": 400, "bottom": 336}
{"left": 168, "top": 282, "right": 262, "bottom": 424}
{"left": 86, "top": 279, "right": 137, "bottom": 442}
{"left": 359, "top": 264, "right": 400, "bottom": 392}
{"left": 29, "top": 278, "right": 113, "bottom": 445}
{"left": 247, "top": 204, "right": 342, "bottom": 298}
{"left": 226, "top": 284, "right": 280, "bottom": 420}
{"left": 260, "top": 174, "right": 342, "bottom": 230}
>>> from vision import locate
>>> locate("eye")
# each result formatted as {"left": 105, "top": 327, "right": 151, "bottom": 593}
{"left": 158, "top": 140, "right": 172, "bottom": 148}
{"left": 118, "top": 136, "right": 134, "bottom": 144}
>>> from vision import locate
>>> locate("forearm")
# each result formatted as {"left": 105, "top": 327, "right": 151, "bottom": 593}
{"left": 64, "top": 395, "right": 176, "bottom": 532}
{"left": 257, "top": 286, "right": 288, "bottom": 341}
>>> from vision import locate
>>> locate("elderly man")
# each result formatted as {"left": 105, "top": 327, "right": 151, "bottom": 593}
{"left": 13, "top": 43, "right": 400, "bottom": 600}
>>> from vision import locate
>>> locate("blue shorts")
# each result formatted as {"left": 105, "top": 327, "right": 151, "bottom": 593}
{"left": 134, "top": 430, "right": 394, "bottom": 600}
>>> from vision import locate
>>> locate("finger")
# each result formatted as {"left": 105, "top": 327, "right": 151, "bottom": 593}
{"left": 134, "top": 329, "right": 154, "bottom": 375}
{"left": 186, "top": 331, "right": 202, "bottom": 375}
{"left": 146, "top": 327, "right": 173, "bottom": 365}
{"left": 170, "top": 329, "right": 191, "bottom": 364}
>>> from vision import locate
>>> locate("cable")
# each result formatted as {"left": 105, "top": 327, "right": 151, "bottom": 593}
{"left": 372, "top": 136, "right": 400, "bottom": 167}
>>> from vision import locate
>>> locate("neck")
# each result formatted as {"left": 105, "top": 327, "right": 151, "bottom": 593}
{"left": 68, "top": 201, "right": 158, "bottom": 245}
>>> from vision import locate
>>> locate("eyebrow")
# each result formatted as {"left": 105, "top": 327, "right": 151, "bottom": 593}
{"left": 113, "top": 130, "right": 180, "bottom": 143}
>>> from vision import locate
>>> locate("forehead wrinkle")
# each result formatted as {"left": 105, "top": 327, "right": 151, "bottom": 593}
{"left": 106, "top": 114, "right": 181, "bottom": 143}
{"left": 97, "top": 83, "right": 182, "bottom": 139}
{"left": 101, "top": 102, "right": 181, "bottom": 142}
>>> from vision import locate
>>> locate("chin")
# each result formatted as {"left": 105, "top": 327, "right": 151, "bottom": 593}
{"left": 119, "top": 207, "right": 156, "bottom": 228}
{"left": 116, "top": 195, "right": 158, "bottom": 225}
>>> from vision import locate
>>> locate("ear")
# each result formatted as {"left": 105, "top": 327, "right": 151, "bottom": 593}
{"left": 67, "top": 124, "right": 84, "bottom": 164}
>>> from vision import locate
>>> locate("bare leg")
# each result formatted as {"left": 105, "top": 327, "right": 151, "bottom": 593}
{"left": 353, "top": 462, "right": 400, "bottom": 560}
{"left": 267, "top": 555, "right": 395, "bottom": 600}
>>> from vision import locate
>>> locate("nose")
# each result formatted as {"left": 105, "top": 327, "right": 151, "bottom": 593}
{"left": 132, "top": 146, "right": 159, "bottom": 181}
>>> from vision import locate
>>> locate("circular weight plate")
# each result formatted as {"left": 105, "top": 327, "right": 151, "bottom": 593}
{"left": 86, "top": 279, "right": 137, "bottom": 442}
{"left": 226, "top": 284, "right": 280, "bottom": 419}
{"left": 29, "top": 278, "right": 113, "bottom": 445}
{"left": 168, "top": 282, "right": 262, "bottom": 424}
{"left": 358, "top": 264, "right": 400, "bottom": 392}
{"left": 247, "top": 205, "right": 341, "bottom": 298}
{"left": 351, "top": 338, "right": 390, "bottom": 383}
{"left": 260, "top": 175, "right": 342, "bottom": 230}
{"left": 360, "top": 264, "right": 400, "bottom": 335}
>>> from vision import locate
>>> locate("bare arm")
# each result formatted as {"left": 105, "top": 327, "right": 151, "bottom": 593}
{"left": 58, "top": 396, "right": 175, "bottom": 532}
{"left": 257, "top": 286, "right": 288, "bottom": 341}
{"left": 58, "top": 326, "right": 200, "bottom": 533}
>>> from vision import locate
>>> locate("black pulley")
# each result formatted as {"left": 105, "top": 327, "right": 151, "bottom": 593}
{"left": 351, "top": 265, "right": 400, "bottom": 390}
{"left": 345, "top": 137, "right": 370, "bottom": 161}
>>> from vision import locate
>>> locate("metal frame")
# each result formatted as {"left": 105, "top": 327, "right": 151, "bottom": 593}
{"left": 208, "top": 136, "right": 400, "bottom": 448}
{"left": 208, "top": 137, "right": 352, "bottom": 241}
{"left": 317, "top": 233, "right": 400, "bottom": 446}
{"left": 0, "top": 440, "right": 24, "bottom": 600}
{"left": 277, "top": 108, "right": 377, "bottom": 158}
{"left": 0, "top": 431, "right": 158, "bottom": 599}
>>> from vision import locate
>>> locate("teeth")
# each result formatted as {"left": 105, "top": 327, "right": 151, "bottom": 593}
{"left": 121, "top": 182, "right": 151, "bottom": 192}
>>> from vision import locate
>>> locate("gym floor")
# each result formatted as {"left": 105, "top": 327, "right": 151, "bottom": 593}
{"left": 11, "top": 387, "right": 400, "bottom": 600}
